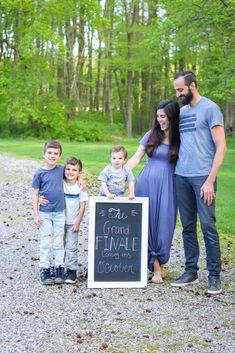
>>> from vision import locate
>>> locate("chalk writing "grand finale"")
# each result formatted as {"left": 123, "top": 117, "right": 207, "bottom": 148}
{"left": 95, "top": 220, "right": 138, "bottom": 252}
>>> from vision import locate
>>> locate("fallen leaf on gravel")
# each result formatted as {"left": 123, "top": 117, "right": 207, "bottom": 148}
{"left": 101, "top": 342, "right": 108, "bottom": 349}
{"left": 23, "top": 311, "right": 34, "bottom": 315}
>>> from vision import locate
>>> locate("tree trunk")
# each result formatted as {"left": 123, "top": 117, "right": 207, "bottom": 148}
{"left": 103, "top": 0, "right": 115, "bottom": 125}
{"left": 114, "top": 69, "right": 126, "bottom": 124}
{"left": 65, "top": 16, "right": 76, "bottom": 119}
{"left": 123, "top": 0, "right": 139, "bottom": 136}
{"left": 225, "top": 100, "right": 235, "bottom": 132}
{"left": 126, "top": 67, "right": 132, "bottom": 136}
{"left": 107, "top": 71, "right": 113, "bottom": 125}
{"left": 133, "top": 70, "right": 140, "bottom": 132}
{"left": 76, "top": 3, "right": 85, "bottom": 110}
{"left": 87, "top": 24, "right": 93, "bottom": 112}
{"left": 94, "top": 36, "right": 102, "bottom": 112}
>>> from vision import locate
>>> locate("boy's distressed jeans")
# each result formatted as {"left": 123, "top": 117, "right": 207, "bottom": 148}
{"left": 39, "top": 211, "right": 65, "bottom": 268}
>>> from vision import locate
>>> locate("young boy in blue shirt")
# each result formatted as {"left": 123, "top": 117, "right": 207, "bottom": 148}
{"left": 32, "top": 140, "right": 65, "bottom": 285}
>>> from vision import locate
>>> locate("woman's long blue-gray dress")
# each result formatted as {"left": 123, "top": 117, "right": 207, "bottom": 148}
{"left": 135, "top": 131, "right": 177, "bottom": 272}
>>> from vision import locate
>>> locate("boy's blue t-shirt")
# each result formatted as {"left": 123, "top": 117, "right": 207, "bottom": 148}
{"left": 32, "top": 165, "right": 65, "bottom": 212}
{"left": 175, "top": 97, "right": 224, "bottom": 177}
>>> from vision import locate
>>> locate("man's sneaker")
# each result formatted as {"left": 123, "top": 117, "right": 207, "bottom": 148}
{"left": 207, "top": 277, "right": 222, "bottom": 295}
{"left": 54, "top": 266, "right": 65, "bottom": 284}
{"left": 171, "top": 271, "right": 199, "bottom": 287}
{"left": 65, "top": 269, "right": 77, "bottom": 284}
{"left": 40, "top": 268, "right": 54, "bottom": 285}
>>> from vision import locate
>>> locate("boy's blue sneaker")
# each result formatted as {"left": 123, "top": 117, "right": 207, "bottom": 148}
{"left": 65, "top": 269, "right": 77, "bottom": 284}
{"left": 54, "top": 266, "right": 65, "bottom": 284}
{"left": 40, "top": 268, "right": 54, "bottom": 285}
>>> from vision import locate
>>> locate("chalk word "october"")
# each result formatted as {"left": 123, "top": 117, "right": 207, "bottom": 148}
{"left": 97, "top": 260, "right": 136, "bottom": 274}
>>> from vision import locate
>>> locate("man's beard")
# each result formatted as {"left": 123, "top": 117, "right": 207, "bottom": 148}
{"left": 181, "top": 88, "right": 193, "bottom": 105}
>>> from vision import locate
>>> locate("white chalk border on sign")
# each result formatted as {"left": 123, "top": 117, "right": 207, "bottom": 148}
{"left": 87, "top": 196, "right": 149, "bottom": 288}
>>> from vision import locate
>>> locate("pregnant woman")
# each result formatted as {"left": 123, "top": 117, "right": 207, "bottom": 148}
{"left": 127, "top": 100, "right": 180, "bottom": 283}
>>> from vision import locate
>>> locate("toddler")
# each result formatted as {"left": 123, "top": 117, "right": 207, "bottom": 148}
{"left": 98, "top": 145, "right": 135, "bottom": 199}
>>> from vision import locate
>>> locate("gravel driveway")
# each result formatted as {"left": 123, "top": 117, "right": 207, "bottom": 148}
{"left": 0, "top": 154, "right": 234, "bottom": 353}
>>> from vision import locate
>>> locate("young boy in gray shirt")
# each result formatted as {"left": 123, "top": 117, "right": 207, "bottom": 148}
{"left": 98, "top": 145, "right": 135, "bottom": 199}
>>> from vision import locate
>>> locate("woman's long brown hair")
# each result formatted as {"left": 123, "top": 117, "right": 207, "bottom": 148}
{"left": 146, "top": 100, "right": 180, "bottom": 164}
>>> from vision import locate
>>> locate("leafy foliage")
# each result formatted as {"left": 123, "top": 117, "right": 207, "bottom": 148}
{"left": 0, "top": 0, "right": 234, "bottom": 138}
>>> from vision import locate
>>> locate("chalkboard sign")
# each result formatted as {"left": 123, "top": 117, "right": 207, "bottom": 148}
{"left": 88, "top": 196, "right": 149, "bottom": 288}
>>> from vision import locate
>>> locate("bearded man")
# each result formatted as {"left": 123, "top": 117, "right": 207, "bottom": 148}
{"left": 171, "top": 70, "right": 227, "bottom": 295}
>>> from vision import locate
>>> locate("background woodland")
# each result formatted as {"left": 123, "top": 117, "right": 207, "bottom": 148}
{"left": 0, "top": 0, "right": 234, "bottom": 140}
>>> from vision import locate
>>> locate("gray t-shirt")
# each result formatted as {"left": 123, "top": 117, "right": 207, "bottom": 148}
{"left": 32, "top": 165, "right": 65, "bottom": 212}
{"left": 98, "top": 164, "right": 134, "bottom": 195}
{"left": 175, "top": 97, "right": 224, "bottom": 177}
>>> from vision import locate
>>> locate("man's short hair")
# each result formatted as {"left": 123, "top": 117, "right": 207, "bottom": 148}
{"left": 174, "top": 70, "right": 197, "bottom": 88}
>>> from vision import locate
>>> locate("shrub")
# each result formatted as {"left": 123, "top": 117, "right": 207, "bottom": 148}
{"left": 66, "top": 113, "right": 126, "bottom": 142}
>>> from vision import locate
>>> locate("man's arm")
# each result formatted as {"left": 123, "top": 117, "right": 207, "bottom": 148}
{"left": 200, "top": 125, "right": 227, "bottom": 206}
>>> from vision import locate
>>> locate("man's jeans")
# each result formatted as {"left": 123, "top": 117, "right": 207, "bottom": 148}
{"left": 176, "top": 175, "right": 221, "bottom": 278}
{"left": 64, "top": 224, "right": 79, "bottom": 270}
{"left": 39, "top": 211, "right": 65, "bottom": 268}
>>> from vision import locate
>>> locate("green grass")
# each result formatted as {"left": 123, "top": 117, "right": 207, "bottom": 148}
{"left": 0, "top": 138, "right": 146, "bottom": 176}
{"left": 0, "top": 136, "right": 234, "bottom": 240}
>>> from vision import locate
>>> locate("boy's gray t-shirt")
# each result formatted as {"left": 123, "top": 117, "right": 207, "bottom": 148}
{"left": 98, "top": 164, "right": 134, "bottom": 195}
{"left": 175, "top": 97, "right": 224, "bottom": 177}
{"left": 32, "top": 165, "right": 65, "bottom": 212}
